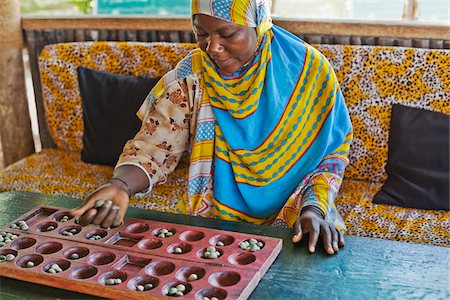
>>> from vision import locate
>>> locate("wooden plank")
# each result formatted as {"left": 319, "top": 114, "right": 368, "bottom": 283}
{"left": 21, "top": 17, "right": 450, "bottom": 40}
{"left": 0, "top": 48, "right": 34, "bottom": 166}
{"left": 24, "top": 30, "right": 56, "bottom": 149}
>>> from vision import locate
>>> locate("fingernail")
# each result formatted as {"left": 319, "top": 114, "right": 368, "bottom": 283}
{"left": 309, "top": 246, "right": 315, "bottom": 253}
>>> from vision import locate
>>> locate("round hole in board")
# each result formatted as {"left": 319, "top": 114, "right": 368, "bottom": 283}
{"left": 10, "top": 237, "right": 36, "bottom": 250}
{"left": 145, "top": 261, "right": 176, "bottom": 276}
{"left": 163, "top": 281, "right": 193, "bottom": 297}
{"left": 43, "top": 259, "right": 71, "bottom": 273}
{"left": 175, "top": 266, "right": 206, "bottom": 282}
{"left": 137, "top": 238, "right": 163, "bottom": 250}
{"left": 52, "top": 212, "right": 73, "bottom": 222}
{"left": 124, "top": 222, "right": 150, "bottom": 234}
{"left": 127, "top": 275, "right": 159, "bottom": 291}
{"left": 227, "top": 252, "right": 256, "bottom": 265}
{"left": 16, "top": 254, "right": 44, "bottom": 268}
{"left": 197, "top": 247, "right": 224, "bottom": 259}
{"left": 178, "top": 230, "right": 205, "bottom": 242}
{"left": 62, "top": 246, "right": 90, "bottom": 260}
{"left": 208, "top": 271, "right": 241, "bottom": 287}
{"left": 84, "top": 229, "right": 108, "bottom": 240}
{"left": 195, "top": 287, "right": 227, "bottom": 300}
{"left": 209, "top": 234, "right": 235, "bottom": 246}
{"left": 99, "top": 270, "right": 127, "bottom": 286}
{"left": 167, "top": 243, "right": 193, "bottom": 255}
{"left": 59, "top": 225, "right": 82, "bottom": 236}
{"left": 35, "top": 222, "right": 58, "bottom": 232}
{"left": 70, "top": 265, "right": 98, "bottom": 279}
{"left": 35, "top": 241, "right": 63, "bottom": 254}
{"left": 87, "top": 251, "right": 116, "bottom": 266}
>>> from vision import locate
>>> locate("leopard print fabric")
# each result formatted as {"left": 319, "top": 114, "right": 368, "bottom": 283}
{"left": 0, "top": 42, "right": 448, "bottom": 246}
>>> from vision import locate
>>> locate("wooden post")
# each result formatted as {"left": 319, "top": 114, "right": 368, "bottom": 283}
{"left": 0, "top": 0, "right": 34, "bottom": 168}
{"left": 403, "top": 0, "right": 420, "bottom": 20}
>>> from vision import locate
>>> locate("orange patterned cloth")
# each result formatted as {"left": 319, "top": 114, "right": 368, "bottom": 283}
{"left": 0, "top": 42, "right": 448, "bottom": 247}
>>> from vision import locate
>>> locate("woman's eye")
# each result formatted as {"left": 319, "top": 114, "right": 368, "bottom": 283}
{"left": 222, "top": 31, "right": 236, "bottom": 38}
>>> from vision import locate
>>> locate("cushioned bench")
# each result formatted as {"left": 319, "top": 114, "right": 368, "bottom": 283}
{"left": 0, "top": 42, "right": 448, "bottom": 247}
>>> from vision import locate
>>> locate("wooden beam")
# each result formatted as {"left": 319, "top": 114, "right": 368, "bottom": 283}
{"left": 0, "top": 0, "right": 34, "bottom": 167}
{"left": 21, "top": 16, "right": 449, "bottom": 40}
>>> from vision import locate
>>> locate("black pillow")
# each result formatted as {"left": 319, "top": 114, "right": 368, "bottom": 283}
{"left": 78, "top": 66, "right": 159, "bottom": 166}
{"left": 373, "top": 104, "right": 449, "bottom": 211}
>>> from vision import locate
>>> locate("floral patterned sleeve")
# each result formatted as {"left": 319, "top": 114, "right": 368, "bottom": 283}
{"left": 116, "top": 79, "right": 193, "bottom": 189}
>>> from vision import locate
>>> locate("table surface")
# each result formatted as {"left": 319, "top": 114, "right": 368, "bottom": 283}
{"left": 0, "top": 191, "right": 449, "bottom": 300}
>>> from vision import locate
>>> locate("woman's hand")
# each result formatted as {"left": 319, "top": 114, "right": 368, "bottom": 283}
{"left": 69, "top": 182, "right": 129, "bottom": 228}
{"left": 292, "top": 207, "right": 344, "bottom": 255}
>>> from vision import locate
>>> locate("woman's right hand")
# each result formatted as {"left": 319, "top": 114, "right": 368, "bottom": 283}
{"left": 69, "top": 182, "right": 129, "bottom": 228}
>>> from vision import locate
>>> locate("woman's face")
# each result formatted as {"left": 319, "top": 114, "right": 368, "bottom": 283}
{"left": 193, "top": 14, "right": 258, "bottom": 74}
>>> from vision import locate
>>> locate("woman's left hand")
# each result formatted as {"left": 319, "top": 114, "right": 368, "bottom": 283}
{"left": 292, "top": 208, "right": 344, "bottom": 255}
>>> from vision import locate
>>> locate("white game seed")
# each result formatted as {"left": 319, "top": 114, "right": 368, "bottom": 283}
{"left": 216, "top": 241, "right": 224, "bottom": 246}
{"left": 0, "top": 242, "right": 5, "bottom": 247}
{"left": 250, "top": 244, "right": 260, "bottom": 252}
{"left": 206, "top": 246, "right": 216, "bottom": 252}
{"left": 114, "top": 278, "right": 122, "bottom": 284}
{"left": 257, "top": 242, "right": 263, "bottom": 247}
{"left": 48, "top": 268, "right": 56, "bottom": 274}
{"left": 70, "top": 253, "right": 79, "bottom": 259}
{"left": 26, "top": 261, "right": 34, "bottom": 268}
{"left": 0, "top": 255, "right": 6, "bottom": 262}
{"left": 249, "top": 238, "right": 257, "bottom": 244}
{"left": 105, "top": 279, "right": 115, "bottom": 285}
{"left": 144, "top": 283, "right": 153, "bottom": 289}
{"left": 211, "top": 297, "right": 219, "bottom": 300}
{"left": 161, "top": 229, "right": 169, "bottom": 234}
{"left": 0, "top": 236, "right": 4, "bottom": 242}
{"left": 158, "top": 233, "right": 165, "bottom": 238}
{"left": 5, "top": 254, "right": 15, "bottom": 261}
{"left": 175, "top": 291, "right": 184, "bottom": 296}
{"left": 4, "top": 238, "right": 11, "bottom": 243}
{"left": 10, "top": 235, "right": 17, "bottom": 240}
{"left": 136, "top": 285, "right": 144, "bottom": 291}
{"left": 188, "top": 274, "right": 198, "bottom": 281}
{"left": 47, "top": 226, "right": 55, "bottom": 231}
{"left": 166, "top": 232, "right": 173, "bottom": 237}
{"left": 95, "top": 200, "right": 105, "bottom": 208}
{"left": 168, "top": 287, "right": 178, "bottom": 295}
{"left": 174, "top": 247, "right": 182, "bottom": 254}
{"left": 176, "top": 284, "right": 186, "bottom": 292}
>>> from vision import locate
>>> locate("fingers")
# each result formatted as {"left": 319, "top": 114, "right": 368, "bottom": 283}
{"left": 331, "top": 227, "right": 339, "bottom": 253}
{"left": 308, "top": 222, "right": 320, "bottom": 253}
{"left": 92, "top": 200, "right": 113, "bottom": 225}
{"left": 76, "top": 208, "right": 98, "bottom": 226}
{"left": 69, "top": 199, "right": 96, "bottom": 218}
{"left": 321, "top": 225, "right": 334, "bottom": 255}
{"left": 337, "top": 229, "right": 345, "bottom": 247}
{"left": 101, "top": 205, "right": 119, "bottom": 229}
{"left": 292, "top": 219, "right": 303, "bottom": 243}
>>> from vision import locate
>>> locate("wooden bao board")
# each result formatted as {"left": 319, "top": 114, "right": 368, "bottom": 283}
{"left": 0, "top": 206, "right": 282, "bottom": 299}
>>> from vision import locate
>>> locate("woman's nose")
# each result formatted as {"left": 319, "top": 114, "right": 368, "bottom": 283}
{"left": 206, "top": 36, "right": 224, "bottom": 54}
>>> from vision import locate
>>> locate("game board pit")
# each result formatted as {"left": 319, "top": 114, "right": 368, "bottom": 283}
{"left": 35, "top": 241, "right": 63, "bottom": 254}
{"left": 198, "top": 247, "right": 224, "bottom": 259}
{"left": 10, "top": 236, "right": 36, "bottom": 250}
{"left": 52, "top": 212, "right": 73, "bottom": 222}
{"left": 35, "top": 221, "right": 58, "bottom": 232}
{"left": 163, "top": 281, "right": 193, "bottom": 297}
{"left": 209, "top": 271, "right": 241, "bottom": 287}
{"left": 70, "top": 265, "right": 98, "bottom": 279}
{"left": 228, "top": 253, "right": 256, "bottom": 265}
{"left": 146, "top": 261, "right": 175, "bottom": 276}
{"left": 99, "top": 270, "right": 127, "bottom": 285}
{"left": 153, "top": 227, "right": 176, "bottom": 238}
{"left": 113, "top": 255, "right": 151, "bottom": 273}
{"left": 87, "top": 251, "right": 116, "bottom": 265}
{"left": 125, "top": 222, "right": 150, "bottom": 234}
{"left": 127, "top": 275, "right": 159, "bottom": 291}
{"left": 138, "top": 238, "right": 163, "bottom": 250}
{"left": 105, "top": 233, "right": 141, "bottom": 247}
{"left": 176, "top": 266, "right": 206, "bottom": 282}
{"left": 179, "top": 230, "right": 205, "bottom": 242}
{"left": 43, "top": 259, "right": 70, "bottom": 273}
{"left": 16, "top": 253, "right": 43, "bottom": 268}
{"left": 63, "top": 246, "right": 89, "bottom": 260}
{"left": 167, "top": 242, "right": 193, "bottom": 254}
{"left": 85, "top": 229, "right": 108, "bottom": 240}
{"left": 59, "top": 225, "right": 82, "bottom": 236}
{"left": 0, "top": 248, "right": 18, "bottom": 258}
{"left": 195, "top": 287, "right": 227, "bottom": 300}
{"left": 209, "top": 235, "right": 235, "bottom": 247}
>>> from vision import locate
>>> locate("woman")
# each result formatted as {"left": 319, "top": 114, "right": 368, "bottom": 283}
{"left": 71, "top": 0, "right": 353, "bottom": 255}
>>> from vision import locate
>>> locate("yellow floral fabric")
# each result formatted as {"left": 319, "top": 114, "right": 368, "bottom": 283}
{"left": 0, "top": 42, "right": 448, "bottom": 247}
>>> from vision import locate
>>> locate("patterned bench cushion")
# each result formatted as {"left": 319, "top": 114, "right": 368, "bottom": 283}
{"left": 39, "top": 42, "right": 450, "bottom": 182}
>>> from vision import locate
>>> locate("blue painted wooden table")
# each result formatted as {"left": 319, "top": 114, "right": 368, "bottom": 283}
{"left": 0, "top": 191, "right": 449, "bottom": 299}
